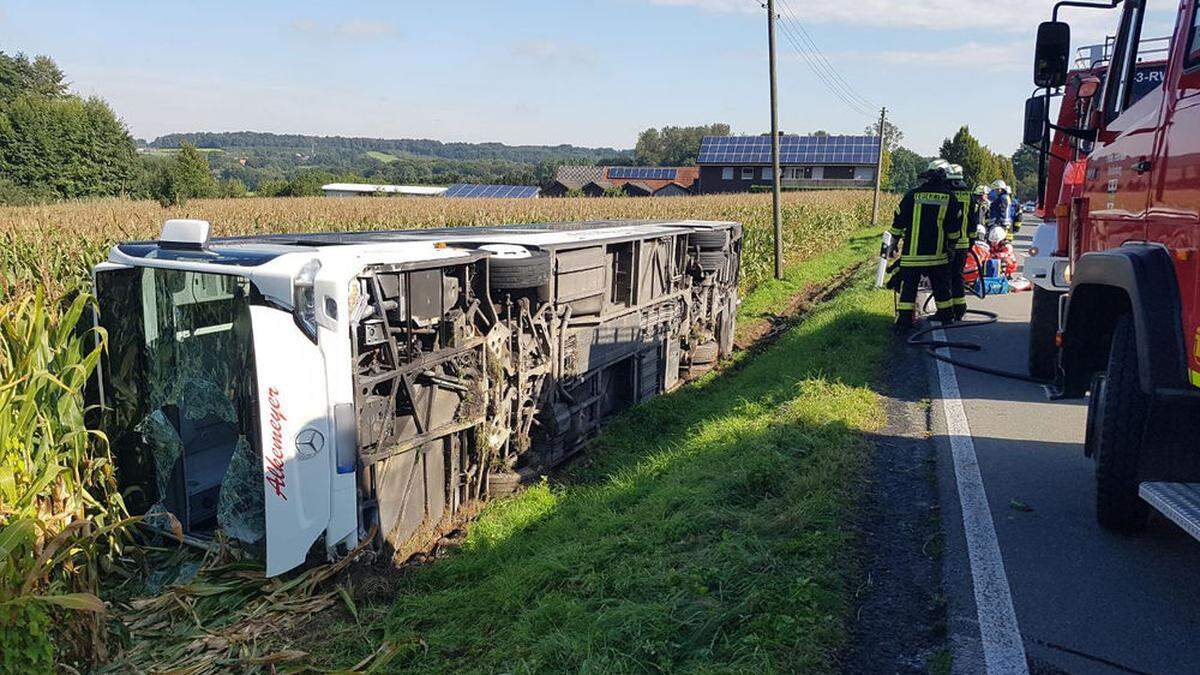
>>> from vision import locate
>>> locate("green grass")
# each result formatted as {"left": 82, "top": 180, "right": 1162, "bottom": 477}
{"left": 736, "top": 228, "right": 879, "bottom": 332}
{"left": 311, "top": 237, "right": 896, "bottom": 672}
{"left": 365, "top": 150, "right": 400, "bottom": 163}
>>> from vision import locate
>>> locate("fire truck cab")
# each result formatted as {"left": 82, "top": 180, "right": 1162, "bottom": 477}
{"left": 1025, "top": 38, "right": 1168, "bottom": 380}
{"left": 1027, "top": 0, "right": 1200, "bottom": 539}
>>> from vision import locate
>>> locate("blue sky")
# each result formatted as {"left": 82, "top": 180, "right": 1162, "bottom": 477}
{"left": 0, "top": 0, "right": 1131, "bottom": 156}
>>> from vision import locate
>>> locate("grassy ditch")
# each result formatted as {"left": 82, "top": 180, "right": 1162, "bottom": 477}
{"left": 307, "top": 235, "right": 895, "bottom": 672}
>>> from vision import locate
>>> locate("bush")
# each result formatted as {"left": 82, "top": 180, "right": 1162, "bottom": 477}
{"left": 0, "top": 604, "right": 54, "bottom": 673}
{"left": 0, "top": 177, "right": 53, "bottom": 205}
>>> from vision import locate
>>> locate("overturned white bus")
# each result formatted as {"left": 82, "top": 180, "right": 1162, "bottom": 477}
{"left": 93, "top": 218, "right": 742, "bottom": 576}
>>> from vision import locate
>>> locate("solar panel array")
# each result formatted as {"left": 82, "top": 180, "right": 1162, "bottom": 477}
{"left": 607, "top": 167, "right": 678, "bottom": 180}
{"left": 443, "top": 183, "right": 540, "bottom": 199}
{"left": 696, "top": 135, "right": 879, "bottom": 165}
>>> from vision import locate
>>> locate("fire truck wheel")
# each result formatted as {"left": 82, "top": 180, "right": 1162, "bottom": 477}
{"left": 489, "top": 251, "right": 552, "bottom": 289}
{"left": 690, "top": 230, "right": 730, "bottom": 250}
{"left": 1027, "top": 286, "right": 1062, "bottom": 381}
{"left": 1094, "top": 314, "right": 1151, "bottom": 533}
{"left": 697, "top": 250, "right": 728, "bottom": 273}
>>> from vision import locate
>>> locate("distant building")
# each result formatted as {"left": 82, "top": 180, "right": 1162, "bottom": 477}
{"left": 696, "top": 135, "right": 879, "bottom": 193}
{"left": 653, "top": 182, "right": 692, "bottom": 197}
{"left": 543, "top": 166, "right": 607, "bottom": 197}
{"left": 543, "top": 166, "right": 699, "bottom": 197}
{"left": 321, "top": 183, "right": 447, "bottom": 197}
{"left": 442, "top": 184, "right": 540, "bottom": 199}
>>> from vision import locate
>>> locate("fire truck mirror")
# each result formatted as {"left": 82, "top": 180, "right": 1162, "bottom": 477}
{"left": 1035, "top": 21, "right": 1071, "bottom": 88}
{"left": 1024, "top": 95, "right": 1049, "bottom": 147}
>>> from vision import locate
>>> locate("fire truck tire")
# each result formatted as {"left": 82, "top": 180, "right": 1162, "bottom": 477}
{"left": 1094, "top": 314, "right": 1150, "bottom": 533}
{"left": 691, "top": 340, "right": 720, "bottom": 365}
{"left": 697, "top": 250, "right": 728, "bottom": 273}
{"left": 690, "top": 230, "right": 730, "bottom": 251}
{"left": 1027, "top": 285, "right": 1062, "bottom": 381}
{"left": 489, "top": 251, "right": 552, "bottom": 289}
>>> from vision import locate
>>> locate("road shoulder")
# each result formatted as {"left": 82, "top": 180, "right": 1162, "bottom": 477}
{"left": 842, "top": 339, "right": 949, "bottom": 673}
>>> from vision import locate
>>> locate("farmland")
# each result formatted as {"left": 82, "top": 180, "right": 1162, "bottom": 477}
{"left": 0, "top": 190, "right": 896, "bottom": 670}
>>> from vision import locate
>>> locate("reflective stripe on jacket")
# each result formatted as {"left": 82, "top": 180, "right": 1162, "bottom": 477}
{"left": 950, "top": 181, "right": 972, "bottom": 250}
{"left": 889, "top": 178, "right": 962, "bottom": 267}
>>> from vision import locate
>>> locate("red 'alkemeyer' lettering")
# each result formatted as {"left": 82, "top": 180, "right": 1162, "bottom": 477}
{"left": 265, "top": 387, "right": 288, "bottom": 500}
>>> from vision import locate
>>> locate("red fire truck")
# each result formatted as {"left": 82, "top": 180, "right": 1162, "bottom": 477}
{"left": 1026, "top": 0, "right": 1200, "bottom": 538}
{"left": 1025, "top": 38, "right": 1167, "bottom": 380}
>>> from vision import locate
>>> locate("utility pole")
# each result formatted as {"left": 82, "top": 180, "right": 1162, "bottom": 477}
{"left": 767, "top": 0, "right": 783, "bottom": 280}
{"left": 870, "top": 107, "right": 887, "bottom": 230}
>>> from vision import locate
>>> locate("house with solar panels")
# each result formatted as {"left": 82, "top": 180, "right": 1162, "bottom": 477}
{"left": 696, "top": 135, "right": 879, "bottom": 193}
{"left": 543, "top": 166, "right": 699, "bottom": 198}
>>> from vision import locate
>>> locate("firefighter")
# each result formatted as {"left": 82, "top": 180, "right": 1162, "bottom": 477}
{"left": 988, "top": 180, "right": 1013, "bottom": 227}
{"left": 945, "top": 164, "right": 972, "bottom": 321}
{"left": 888, "top": 159, "right": 962, "bottom": 332}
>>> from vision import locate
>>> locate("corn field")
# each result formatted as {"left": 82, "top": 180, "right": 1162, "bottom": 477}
{"left": 0, "top": 190, "right": 895, "bottom": 668}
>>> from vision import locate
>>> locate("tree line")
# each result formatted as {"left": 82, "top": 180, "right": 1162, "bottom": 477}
{"left": 0, "top": 49, "right": 1037, "bottom": 206}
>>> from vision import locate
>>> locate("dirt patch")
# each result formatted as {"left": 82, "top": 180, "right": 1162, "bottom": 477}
{"left": 840, "top": 340, "right": 947, "bottom": 673}
{"left": 733, "top": 261, "right": 867, "bottom": 351}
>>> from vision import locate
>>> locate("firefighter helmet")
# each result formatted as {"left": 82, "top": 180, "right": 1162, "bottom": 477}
{"left": 946, "top": 164, "right": 964, "bottom": 180}
{"left": 991, "top": 179, "right": 1009, "bottom": 193}
{"left": 974, "top": 184, "right": 988, "bottom": 195}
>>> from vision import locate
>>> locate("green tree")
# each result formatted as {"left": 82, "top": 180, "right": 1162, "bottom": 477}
{"left": 634, "top": 123, "right": 730, "bottom": 166}
{"left": 887, "top": 147, "right": 928, "bottom": 193}
{"left": 255, "top": 179, "right": 289, "bottom": 197}
{"left": 147, "top": 142, "right": 218, "bottom": 206}
{"left": 810, "top": 129, "right": 830, "bottom": 137}
{"left": 938, "top": 125, "right": 1013, "bottom": 188}
{"left": 0, "top": 52, "right": 67, "bottom": 101}
{"left": 219, "top": 177, "right": 247, "bottom": 198}
{"left": 173, "top": 143, "right": 218, "bottom": 198}
{"left": 0, "top": 94, "right": 138, "bottom": 201}
{"left": 864, "top": 118, "right": 903, "bottom": 153}
{"left": 0, "top": 52, "right": 137, "bottom": 203}
{"left": 1011, "top": 145, "right": 1039, "bottom": 201}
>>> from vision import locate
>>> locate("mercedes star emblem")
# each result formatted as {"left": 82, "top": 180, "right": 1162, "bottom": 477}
{"left": 295, "top": 427, "right": 325, "bottom": 460}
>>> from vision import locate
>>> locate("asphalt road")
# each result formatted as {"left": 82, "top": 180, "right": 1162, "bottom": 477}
{"left": 930, "top": 222, "right": 1200, "bottom": 675}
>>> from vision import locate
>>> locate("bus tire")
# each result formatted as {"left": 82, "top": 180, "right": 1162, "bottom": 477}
{"left": 697, "top": 250, "right": 728, "bottom": 273}
{"left": 489, "top": 251, "right": 552, "bottom": 289}
{"left": 690, "top": 230, "right": 729, "bottom": 251}
{"left": 1094, "top": 314, "right": 1151, "bottom": 534}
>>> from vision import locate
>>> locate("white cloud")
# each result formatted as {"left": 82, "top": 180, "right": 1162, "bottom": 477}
{"left": 646, "top": 0, "right": 1114, "bottom": 33}
{"left": 289, "top": 18, "right": 398, "bottom": 41}
{"left": 873, "top": 41, "right": 1029, "bottom": 72}
{"left": 509, "top": 40, "right": 597, "bottom": 69}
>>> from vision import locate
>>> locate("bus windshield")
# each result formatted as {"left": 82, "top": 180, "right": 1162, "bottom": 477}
{"left": 96, "top": 266, "right": 264, "bottom": 545}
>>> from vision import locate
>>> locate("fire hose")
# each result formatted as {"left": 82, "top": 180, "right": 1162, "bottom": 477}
{"left": 876, "top": 231, "right": 1049, "bottom": 384}
{"left": 906, "top": 296, "right": 1051, "bottom": 385}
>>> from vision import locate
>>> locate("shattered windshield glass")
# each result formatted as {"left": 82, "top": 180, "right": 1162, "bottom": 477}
{"left": 96, "top": 267, "right": 264, "bottom": 545}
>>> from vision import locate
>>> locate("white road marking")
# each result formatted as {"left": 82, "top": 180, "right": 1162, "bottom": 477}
{"left": 932, "top": 329, "right": 1029, "bottom": 675}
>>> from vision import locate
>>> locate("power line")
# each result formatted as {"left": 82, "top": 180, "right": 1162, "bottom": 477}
{"left": 777, "top": 0, "right": 876, "bottom": 111}
{"left": 748, "top": 0, "right": 873, "bottom": 118}
{"left": 774, "top": 18, "right": 873, "bottom": 117}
